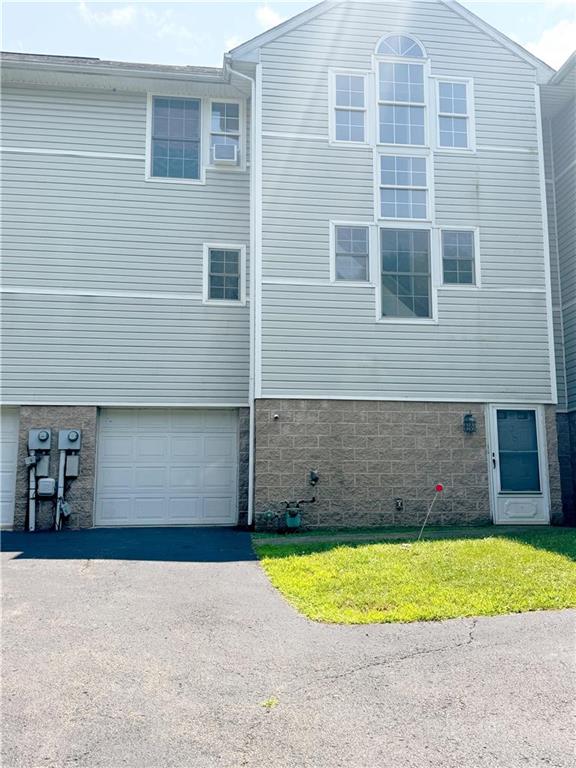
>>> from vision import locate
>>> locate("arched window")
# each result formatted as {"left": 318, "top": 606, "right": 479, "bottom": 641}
{"left": 376, "top": 34, "right": 425, "bottom": 59}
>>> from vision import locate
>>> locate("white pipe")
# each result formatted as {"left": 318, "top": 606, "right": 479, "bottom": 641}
{"left": 28, "top": 450, "right": 36, "bottom": 531}
{"left": 226, "top": 58, "right": 257, "bottom": 527}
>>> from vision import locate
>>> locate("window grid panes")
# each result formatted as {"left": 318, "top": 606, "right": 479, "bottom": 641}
{"left": 378, "top": 61, "right": 425, "bottom": 146}
{"left": 381, "top": 229, "right": 431, "bottom": 318}
{"left": 438, "top": 81, "right": 469, "bottom": 148}
{"left": 334, "top": 74, "right": 366, "bottom": 142}
{"left": 210, "top": 102, "right": 240, "bottom": 162}
{"left": 334, "top": 226, "right": 370, "bottom": 281}
{"left": 151, "top": 97, "right": 201, "bottom": 180}
{"left": 208, "top": 249, "right": 241, "bottom": 301}
{"left": 376, "top": 35, "right": 425, "bottom": 58}
{"left": 380, "top": 156, "right": 427, "bottom": 219}
{"left": 442, "top": 230, "right": 475, "bottom": 284}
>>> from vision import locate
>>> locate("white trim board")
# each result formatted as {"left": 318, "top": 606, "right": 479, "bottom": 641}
{"left": 0, "top": 401, "right": 250, "bottom": 408}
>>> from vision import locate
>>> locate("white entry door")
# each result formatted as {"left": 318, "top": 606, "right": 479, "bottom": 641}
{"left": 488, "top": 405, "right": 550, "bottom": 524}
{"left": 0, "top": 407, "right": 19, "bottom": 528}
{"left": 95, "top": 408, "right": 238, "bottom": 526}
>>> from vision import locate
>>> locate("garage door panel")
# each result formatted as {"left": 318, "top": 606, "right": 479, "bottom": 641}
{"left": 134, "top": 466, "right": 167, "bottom": 490}
{"left": 0, "top": 407, "right": 19, "bottom": 527}
{"left": 170, "top": 466, "right": 202, "bottom": 490}
{"left": 170, "top": 435, "right": 203, "bottom": 460}
{"left": 167, "top": 496, "right": 203, "bottom": 522}
{"left": 204, "top": 497, "right": 236, "bottom": 523}
{"left": 98, "top": 435, "right": 134, "bottom": 459}
{"left": 203, "top": 466, "right": 236, "bottom": 492}
{"left": 97, "top": 497, "right": 132, "bottom": 524}
{"left": 205, "top": 435, "right": 235, "bottom": 461}
{"left": 99, "top": 465, "right": 134, "bottom": 490}
{"left": 95, "top": 408, "right": 238, "bottom": 526}
{"left": 136, "top": 435, "right": 169, "bottom": 460}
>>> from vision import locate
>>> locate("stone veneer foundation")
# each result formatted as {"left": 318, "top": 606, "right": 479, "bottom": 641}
{"left": 14, "top": 406, "right": 98, "bottom": 530}
{"left": 254, "top": 399, "right": 563, "bottom": 530}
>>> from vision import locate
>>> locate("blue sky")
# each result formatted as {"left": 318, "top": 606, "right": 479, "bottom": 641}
{"left": 2, "top": 0, "right": 575, "bottom": 70}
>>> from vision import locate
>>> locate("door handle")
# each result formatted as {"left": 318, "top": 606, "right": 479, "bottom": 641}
{"left": 492, "top": 452, "right": 497, "bottom": 469}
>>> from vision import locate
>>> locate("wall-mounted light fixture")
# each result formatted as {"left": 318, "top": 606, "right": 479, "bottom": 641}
{"left": 463, "top": 412, "right": 477, "bottom": 434}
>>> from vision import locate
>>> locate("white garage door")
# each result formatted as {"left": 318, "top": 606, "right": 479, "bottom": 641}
{"left": 0, "top": 407, "right": 19, "bottom": 528}
{"left": 95, "top": 408, "right": 239, "bottom": 526}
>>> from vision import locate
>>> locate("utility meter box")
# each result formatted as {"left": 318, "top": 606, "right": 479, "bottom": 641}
{"left": 28, "top": 429, "right": 52, "bottom": 451}
{"left": 37, "top": 478, "right": 56, "bottom": 497}
{"left": 65, "top": 454, "right": 80, "bottom": 478}
{"left": 58, "top": 429, "right": 82, "bottom": 451}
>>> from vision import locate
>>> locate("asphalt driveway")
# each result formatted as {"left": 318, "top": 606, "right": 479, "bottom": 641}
{"left": 2, "top": 528, "right": 574, "bottom": 768}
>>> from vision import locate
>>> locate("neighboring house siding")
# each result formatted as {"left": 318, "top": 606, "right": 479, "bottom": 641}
{"left": 1, "top": 86, "right": 250, "bottom": 404}
{"left": 552, "top": 100, "right": 576, "bottom": 410}
{"left": 257, "top": 0, "right": 554, "bottom": 402}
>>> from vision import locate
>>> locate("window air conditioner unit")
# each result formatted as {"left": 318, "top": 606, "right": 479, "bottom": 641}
{"left": 212, "top": 143, "right": 238, "bottom": 165}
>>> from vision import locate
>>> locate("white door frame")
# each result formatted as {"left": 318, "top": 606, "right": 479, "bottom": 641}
{"left": 486, "top": 404, "right": 550, "bottom": 525}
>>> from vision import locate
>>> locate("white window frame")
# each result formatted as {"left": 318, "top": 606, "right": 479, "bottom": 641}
{"left": 207, "top": 98, "right": 246, "bottom": 171}
{"left": 439, "top": 226, "right": 481, "bottom": 288}
{"left": 328, "top": 69, "right": 371, "bottom": 145}
{"left": 145, "top": 93, "right": 206, "bottom": 185}
{"left": 375, "top": 223, "right": 439, "bottom": 324}
{"left": 434, "top": 77, "right": 476, "bottom": 153}
{"left": 202, "top": 243, "right": 247, "bottom": 306}
{"left": 329, "top": 221, "right": 376, "bottom": 285}
{"left": 374, "top": 55, "right": 431, "bottom": 149}
{"left": 378, "top": 153, "right": 432, "bottom": 222}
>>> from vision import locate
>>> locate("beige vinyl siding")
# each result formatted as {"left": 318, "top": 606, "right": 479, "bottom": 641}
{"left": 257, "top": 0, "right": 554, "bottom": 403}
{"left": 1, "top": 86, "right": 250, "bottom": 404}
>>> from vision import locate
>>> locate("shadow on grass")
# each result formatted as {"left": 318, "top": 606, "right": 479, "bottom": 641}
{"left": 254, "top": 527, "right": 576, "bottom": 563}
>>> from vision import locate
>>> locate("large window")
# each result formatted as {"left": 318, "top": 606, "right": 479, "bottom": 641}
{"left": 437, "top": 80, "right": 472, "bottom": 149}
{"left": 380, "top": 229, "right": 431, "bottom": 318}
{"left": 210, "top": 101, "right": 241, "bottom": 164}
{"left": 333, "top": 225, "right": 370, "bottom": 281}
{"left": 331, "top": 72, "right": 367, "bottom": 143}
{"left": 442, "top": 230, "right": 476, "bottom": 285}
{"left": 380, "top": 156, "right": 427, "bottom": 219}
{"left": 378, "top": 54, "right": 425, "bottom": 145}
{"left": 150, "top": 97, "right": 201, "bottom": 180}
{"left": 203, "top": 244, "right": 245, "bottom": 304}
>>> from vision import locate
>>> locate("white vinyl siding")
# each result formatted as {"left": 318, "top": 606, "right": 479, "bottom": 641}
{"left": 256, "top": 0, "right": 553, "bottom": 403}
{"left": 1, "top": 87, "right": 250, "bottom": 405}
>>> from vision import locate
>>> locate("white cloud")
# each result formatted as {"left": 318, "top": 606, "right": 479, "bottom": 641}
{"left": 256, "top": 4, "right": 287, "bottom": 30}
{"left": 142, "top": 9, "right": 194, "bottom": 41}
{"left": 78, "top": 2, "right": 136, "bottom": 27}
{"left": 525, "top": 19, "right": 576, "bottom": 69}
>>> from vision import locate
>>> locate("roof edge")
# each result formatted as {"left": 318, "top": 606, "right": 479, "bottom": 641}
{"left": 548, "top": 50, "right": 576, "bottom": 84}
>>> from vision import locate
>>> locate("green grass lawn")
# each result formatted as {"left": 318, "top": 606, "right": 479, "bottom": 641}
{"left": 254, "top": 529, "right": 576, "bottom": 624}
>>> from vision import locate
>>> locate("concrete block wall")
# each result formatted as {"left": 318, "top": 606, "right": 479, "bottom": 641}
{"left": 238, "top": 407, "right": 250, "bottom": 526}
{"left": 14, "top": 406, "right": 97, "bottom": 530}
{"left": 254, "top": 399, "right": 564, "bottom": 530}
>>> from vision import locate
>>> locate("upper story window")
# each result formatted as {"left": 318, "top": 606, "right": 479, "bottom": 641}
{"left": 442, "top": 230, "right": 477, "bottom": 285}
{"left": 376, "top": 34, "right": 425, "bottom": 58}
{"left": 377, "top": 35, "right": 426, "bottom": 146}
{"left": 380, "top": 155, "right": 428, "bottom": 219}
{"left": 333, "top": 225, "right": 370, "bottom": 282}
{"left": 203, "top": 243, "right": 246, "bottom": 304}
{"left": 330, "top": 72, "right": 367, "bottom": 143}
{"left": 210, "top": 101, "right": 241, "bottom": 164}
{"left": 381, "top": 228, "right": 431, "bottom": 318}
{"left": 150, "top": 97, "right": 201, "bottom": 180}
{"left": 437, "top": 80, "right": 472, "bottom": 149}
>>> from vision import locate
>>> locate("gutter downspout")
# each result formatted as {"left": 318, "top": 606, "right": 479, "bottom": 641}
{"left": 225, "top": 56, "right": 257, "bottom": 527}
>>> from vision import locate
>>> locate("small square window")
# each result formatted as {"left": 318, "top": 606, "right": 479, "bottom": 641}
{"left": 334, "top": 226, "right": 370, "bottom": 281}
{"left": 207, "top": 247, "right": 243, "bottom": 301}
{"left": 441, "top": 231, "right": 476, "bottom": 285}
